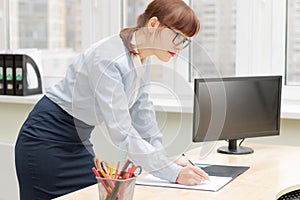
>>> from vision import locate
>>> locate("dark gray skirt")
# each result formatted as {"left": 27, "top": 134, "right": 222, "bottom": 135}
{"left": 15, "top": 95, "right": 97, "bottom": 200}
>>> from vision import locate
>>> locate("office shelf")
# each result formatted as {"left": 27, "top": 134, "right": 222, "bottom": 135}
{"left": 0, "top": 94, "right": 43, "bottom": 104}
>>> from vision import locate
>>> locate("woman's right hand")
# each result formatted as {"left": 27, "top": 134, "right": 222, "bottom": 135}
{"left": 176, "top": 165, "right": 210, "bottom": 186}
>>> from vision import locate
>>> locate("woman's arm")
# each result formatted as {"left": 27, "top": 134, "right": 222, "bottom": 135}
{"left": 89, "top": 60, "right": 181, "bottom": 182}
{"left": 129, "top": 84, "right": 163, "bottom": 148}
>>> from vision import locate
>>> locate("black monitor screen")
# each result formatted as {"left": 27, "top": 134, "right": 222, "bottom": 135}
{"left": 193, "top": 76, "right": 282, "bottom": 154}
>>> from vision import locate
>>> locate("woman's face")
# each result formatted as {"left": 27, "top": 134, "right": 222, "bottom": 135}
{"left": 152, "top": 26, "right": 185, "bottom": 62}
{"left": 141, "top": 17, "right": 190, "bottom": 62}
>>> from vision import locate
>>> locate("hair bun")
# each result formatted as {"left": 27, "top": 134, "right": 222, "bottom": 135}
{"left": 137, "top": 13, "right": 146, "bottom": 27}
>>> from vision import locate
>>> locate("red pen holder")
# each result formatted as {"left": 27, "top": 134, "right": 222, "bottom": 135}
{"left": 96, "top": 176, "right": 137, "bottom": 200}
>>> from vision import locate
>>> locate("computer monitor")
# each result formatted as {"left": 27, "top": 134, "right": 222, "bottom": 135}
{"left": 193, "top": 76, "right": 282, "bottom": 154}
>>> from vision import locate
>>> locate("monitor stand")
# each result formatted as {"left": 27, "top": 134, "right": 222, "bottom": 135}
{"left": 217, "top": 139, "right": 254, "bottom": 155}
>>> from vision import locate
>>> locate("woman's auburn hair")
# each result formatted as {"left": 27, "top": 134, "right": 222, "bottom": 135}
{"left": 120, "top": 0, "right": 200, "bottom": 55}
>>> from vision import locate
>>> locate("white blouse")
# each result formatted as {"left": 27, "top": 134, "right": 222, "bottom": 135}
{"left": 46, "top": 34, "right": 181, "bottom": 182}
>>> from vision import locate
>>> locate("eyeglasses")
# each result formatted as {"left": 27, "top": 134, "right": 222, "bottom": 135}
{"left": 161, "top": 23, "right": 191, "bottom": 49}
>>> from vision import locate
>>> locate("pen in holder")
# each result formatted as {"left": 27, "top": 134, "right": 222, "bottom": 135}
{"left": 92, "top": 158, "right": 142, "bottom": 200}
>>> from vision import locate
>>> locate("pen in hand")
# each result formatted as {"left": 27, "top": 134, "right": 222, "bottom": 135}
{"left": 181, "top": 153, "right": 210, "bottom": 182}
{"left": 181, "top": 153, "right": 195, "bottom": 166}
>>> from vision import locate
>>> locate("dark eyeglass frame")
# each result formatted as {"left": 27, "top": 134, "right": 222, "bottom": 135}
{"left": 161, "top": 22, "right": 191, "bottom": 49}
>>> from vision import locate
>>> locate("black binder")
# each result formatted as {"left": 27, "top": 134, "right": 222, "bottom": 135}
{"left": 0, "top": 54, "right": 43, "bottom": 96}
{"left": 0, "top": 55, "right": 4, "bottom": 95}
{"left": 14, "top": 55, "right": 25, "bottom": 96}
{"left": 4, "top": 55, "right": 14, "bottom": 95}
{"left": 13, "top": 54, "right": 43, "bottom": 96}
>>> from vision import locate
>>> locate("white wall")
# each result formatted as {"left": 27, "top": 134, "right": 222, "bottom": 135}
{"left": 0, "top": 103, "right": 33, "bottom": 200}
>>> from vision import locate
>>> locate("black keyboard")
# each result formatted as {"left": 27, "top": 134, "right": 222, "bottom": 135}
{"left": 278, "top": 189, "right": 300, "bottom": 200}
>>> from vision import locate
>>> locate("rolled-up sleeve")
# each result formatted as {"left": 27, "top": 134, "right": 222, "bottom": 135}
{"left": 89, "top": 60, "right": 181, "bottom": 182}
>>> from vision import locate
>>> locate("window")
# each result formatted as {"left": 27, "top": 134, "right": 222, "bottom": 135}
{"left": 124, "top": 0, "right": 237, "bottom": 83}
{"left": 10, "top": 0, "right": 82, "bottom": 51}
{"left": 1, "top": 0, "right": 300, "bottom": 108}
{"left": 8, "top": 0, "right": 83, "bottom": 90}
{"left": 124, "top": 0, "right": 149, "bottom": 28}
{"left": 287, "top": 0, "right": 300, "bottom": 86}
{"left": 0, "top": 0, "right": 119, "bottom": 92}
{"left": 191, "top": 0, "right": 237, "bottom": 79}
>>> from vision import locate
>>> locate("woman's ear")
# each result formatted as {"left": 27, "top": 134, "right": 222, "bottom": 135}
{"left": 146, "top": 16, "right": 160, "bottom": 33}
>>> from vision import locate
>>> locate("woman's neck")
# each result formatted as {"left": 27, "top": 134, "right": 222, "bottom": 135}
{"left": 135, "top": 29, "right": 154, "bottom": 63}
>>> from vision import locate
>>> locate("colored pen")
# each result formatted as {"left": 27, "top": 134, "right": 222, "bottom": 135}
{"left": 98, "top": 163, "right": 115, "bottom": 188}
{"left": 104, "top": 161, "right": 110, "bottom": 173}
{"left": 126, "top": 165, "right": 137, "bottom": 179}
{"left": 92, "top": 167, "right": 111, "bottom": 194}
{"left": 101, "top": 161, "right": 107, "bottom": 174}
{"left": 123, "top": 166, "right": 133, "bottom": 179}
{"left": 118, "top": 159, "right": 131, "bottom": 179}
{"left": 92, "top": 167, "right": 100, "bottom": 177}
{"left": 98, "top": 165, "right": 107, "bottom": 178}
{"left": 95, "top": 158, "right": 102, "bottom": 171}
{"left": 103, "top": 161, "right": 116, "bottom": 187}
{"left": 113, "top": 161, "right": 120, "bottom": 179}
{"left": 110, "top": 162, "right": 114, "bottom": 178}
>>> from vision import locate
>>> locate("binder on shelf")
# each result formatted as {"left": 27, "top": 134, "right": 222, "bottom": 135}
{"left": 14, "top": 55, "right": 24, "bottom": 96}
{"left": 5, "top": 55, "right": 14, "bottom": 95}
{"left": 13, "top": 54, "right": 43, "bottom": 96}
{"left": 0, "top": 55, "right": 4, "bottom": 95}
{"left": 0, "top": 54, "right": 43, "bottom": 96}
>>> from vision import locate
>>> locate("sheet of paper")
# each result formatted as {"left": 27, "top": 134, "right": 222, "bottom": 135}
{"left": 136, "top": 174, "right": 232, "bottom": 192}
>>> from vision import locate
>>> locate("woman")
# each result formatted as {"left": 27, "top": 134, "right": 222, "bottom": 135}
{"left": 15, "top": 0, "right": 209, "bottom": 199}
